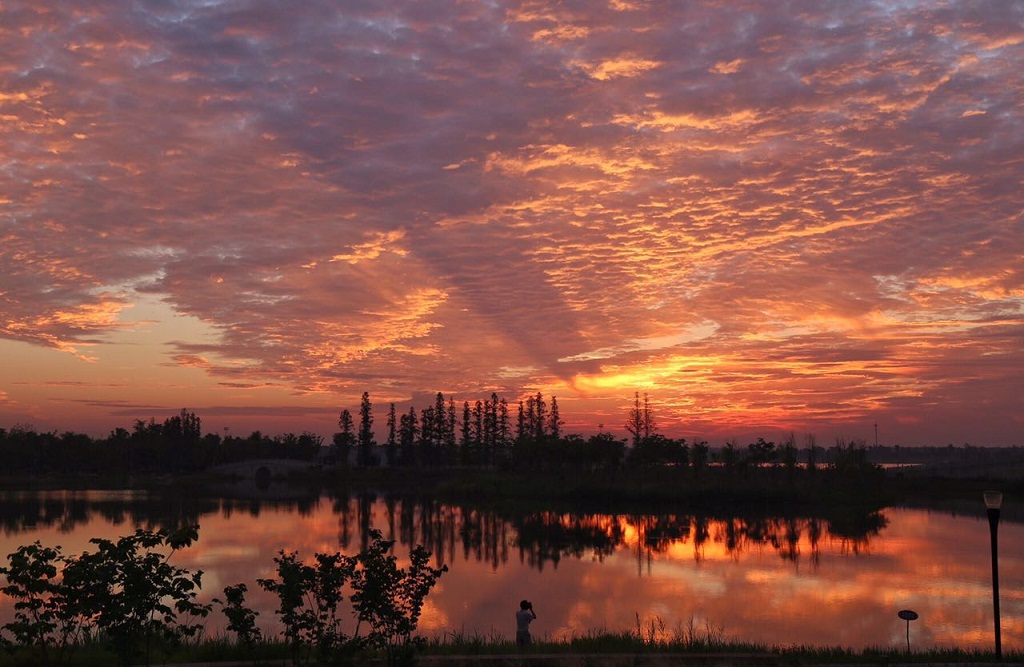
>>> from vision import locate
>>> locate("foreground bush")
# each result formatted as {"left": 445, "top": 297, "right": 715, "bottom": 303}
{"left": 1, "top": 526, "right": 446, "bottom": 667}
{"left": 249, "top": 528, "right": 447, "bottom": 665}
{"left": 0, "top": 526, "right": 208, "bottom": 666}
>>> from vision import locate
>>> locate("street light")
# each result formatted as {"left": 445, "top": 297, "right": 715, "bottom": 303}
{"left": 984, "top": 490, "right": 1002, "bottom": 659}
{"left": 898, "top": 609, "right": 918, "bottom": 653}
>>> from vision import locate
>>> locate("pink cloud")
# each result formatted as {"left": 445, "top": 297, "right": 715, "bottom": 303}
{"left": 0, "top": 1, "right": 1021, "bottom": 444}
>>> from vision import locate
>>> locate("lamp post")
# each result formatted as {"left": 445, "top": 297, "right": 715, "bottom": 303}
{"left": 984, "top": 491, "right": 1002, "bottom": 659}
{"left": 898, "top": 609, "right": 918, "bottom": 653}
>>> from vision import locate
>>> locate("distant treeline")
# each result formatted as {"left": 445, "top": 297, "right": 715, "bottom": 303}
{"left": 2, "top": 390, "right": 1018, "bottom": 478}
{"left": 863, "top": 443, "right": 1024, "bottom": 466}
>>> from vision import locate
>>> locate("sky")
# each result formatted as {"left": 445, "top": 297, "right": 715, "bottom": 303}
{"left": 1, "top": 1, "right": 1022, "bottom": 447}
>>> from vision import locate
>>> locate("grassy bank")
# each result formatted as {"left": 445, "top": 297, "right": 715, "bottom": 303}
{"left": 1, "top": 631, "right": 1015, "bottom": 666}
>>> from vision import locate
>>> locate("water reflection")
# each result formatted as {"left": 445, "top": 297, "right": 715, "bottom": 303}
{"left": 0, "top": 489, "right": 1019, "bottom": 652}
{"left": 0, "top": 489, "right": 320, "bottom": 536}
{"left": 324, "top": 493, "right": 888, "bottom": 570}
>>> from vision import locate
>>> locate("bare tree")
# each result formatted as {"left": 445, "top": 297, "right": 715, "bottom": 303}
{"left": 624, "top": 392, "right": 656, "bottom": 449}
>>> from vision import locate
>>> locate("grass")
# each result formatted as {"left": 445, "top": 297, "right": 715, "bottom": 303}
{"left": 0, "top": 626, "right": 1016, "bottom": 666}
{"left": 411, "top": 618, "right": 1018, "bottom": 664}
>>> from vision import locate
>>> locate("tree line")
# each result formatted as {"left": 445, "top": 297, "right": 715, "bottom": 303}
{"left": 0, "top": 391, "right": 901, "bottom": 477}
{"left": 0, "top": 410, "right": 324, "bottom": 477}
{"left": 335, "top": 390, "right": 565, "bottom": 467}
{"left": 321, "top": 390, "right": 876, "bottom": 474}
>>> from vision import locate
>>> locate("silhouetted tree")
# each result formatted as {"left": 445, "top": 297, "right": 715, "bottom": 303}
{"left": 460, "top": 402, "right": 472, "bottom": 465}
{"left": 630, "top": 434, "right": 687, "bottom": 467}
{"left": 275, "top": 432, "right": 322, "bottom": 460}
{"left": 780, "top": 432, "right": 798, "bottom": 475}
{"left": 585, "top": 430, "right": 626, "bottom": 470}
{"left": 385, "top": 403, "right": 397, "bottom": 466}
{"left": 446, "top": 397, "right": 457, "bottom": 461}
{"left": 548, "top": 396, "right": 563, "bottom": 440}
{"left": 334, "top": 409, "right": 355, "bottom": 465}
{"left": 399, "top": 408, "right": 418, "bottom": 466}
{"left": 805, "top": 433, "right": 820, "bottom": 471}
{"left": 497, "top": 397, "right": 510, "bottom": 456}
{"left": 472, "top": 400, "right": 483, "bottom": 461}
{"left": 485, "top": 393, "right": 499, "bottom": 462}
{"left": 831, "top": 438, "right": 875, "bottom": 473}
{"left": 691, "top": 439, "right": 709, "bottom": 477}
{"left": 163, "top": 408, "right": 201, "bottom": 444}
{"left": 515, "top": 401, "right": 526, "bottom": 445}
{"left": 532, "top": 392, "right": 546, "bottom": 441}
{"left": 721, "top": 439, "right": 740, "bottom": 473}
{"left": 625, "top": 392, "right": 655, "bottom": 451}
{"left": 432, "top": 394, "right": 446, "bottom": 449}
{"left": 358, "top": 392, "right": 375, "bottom": 466}
{"left": 747, "top": 438, "right": 776, "bottom": 467}
{"left": 419, "top": 406, "right": 435, "bottom": 464}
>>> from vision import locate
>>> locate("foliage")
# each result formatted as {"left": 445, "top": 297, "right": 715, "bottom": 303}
{"left": 0, "top": 542, "right": 68, "bottom": 663}
{"left": 0, "top": 526, "right": 210, "bottom": 667}
{"left": 8, "top": 391, "right": 1019, "bottom": 488}
{"left": 256, "top": 528, "right": 447, "bottom": 666}
{"left": 65, "top": 525, "right": 210, "bottom": 665}
{"left": 358, "top": 392, "right": 376, "bottom": 467}
{"left": 214, "top": 583, "right": 261, "bottom": 646}
{"left": 629, "top": 433, "right": 688, "bottom": 467}
{"left": 258, "top": 549, "right": 358, "bottom": 664}
{"left": 2, "top": 525, "right": 446, "bottom": 667}
{"left": 351, "top": 531, "right": 448, "bottom": 663}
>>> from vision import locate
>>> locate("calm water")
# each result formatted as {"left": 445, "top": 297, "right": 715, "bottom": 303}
{"left": 0, "top": 489, "right": 1020, "bottom": 652}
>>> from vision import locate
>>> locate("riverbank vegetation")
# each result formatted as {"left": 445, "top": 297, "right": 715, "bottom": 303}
{"left": 2, "top": 394, "right": 1019, "bottom": 665}
{"left": 1, "top": 390, "right": 1020, "bottom": 522}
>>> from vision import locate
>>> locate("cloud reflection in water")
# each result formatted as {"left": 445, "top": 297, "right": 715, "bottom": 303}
{"left": 0, "top": 493, "right": 1020, "bottom": 651}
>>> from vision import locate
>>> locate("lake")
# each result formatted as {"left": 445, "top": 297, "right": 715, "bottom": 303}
{"left": 0, "top": 488, "right": 1019, "bottom": 652}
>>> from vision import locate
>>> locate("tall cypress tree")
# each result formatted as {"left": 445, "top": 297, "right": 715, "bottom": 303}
{"left": 336, "top": 409, "right": 355, "bottom": 464}
{"left": 460, "top": 401, "right": 472, "bottom": 464}
{"left": 446, "top": 398, "right": 457, "bottom": 460}
{"left": 358, "top": 392, "right": 375, "bottom": 466}
{"left": 400, "top": 407, "right": 418, "bottom": 466}
{"left": 473, "top": 400, "right": 484, "bottom": 462}
{"left": 433, "top": 392, "right": 447, "bottom": 463}
{"left": 485, "top": 393, "right": 499, "bottom": 463}
{"left": 386, "top": 403, "right": 397, "bottom": 466}
{"left": 549, "top": 396, "right": 562, "bottom": 440}
{"left": 420, "top": 406, "right": 435, "bottom": 465}
{"left": 498, "top": 397, "right": 510, "bottom": 453}
{"left": 534, "top": 392, "right": 547, "bottom": 441}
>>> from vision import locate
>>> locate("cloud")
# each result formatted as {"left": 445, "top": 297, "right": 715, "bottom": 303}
{"left": 560, "top": 323, "right": 720, "bottom": 362}
{"left": 0, "top": 0, "right": 1021, "bottom": 443}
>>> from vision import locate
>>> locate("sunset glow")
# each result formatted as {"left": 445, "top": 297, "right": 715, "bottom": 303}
{"left": 1, "top": 1, "right": 1021, "bottom": 444}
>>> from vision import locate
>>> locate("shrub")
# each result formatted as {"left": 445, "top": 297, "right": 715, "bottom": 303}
{"left": 255, "top": 528, "right": 446, "bottom": 666}
{"left": 0, "top": 526, "right": 210, "bottom": 667}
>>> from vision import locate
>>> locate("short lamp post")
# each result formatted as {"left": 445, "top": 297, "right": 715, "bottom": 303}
{"left": 984, "top": 491, "right": 1003, "bottom": 660}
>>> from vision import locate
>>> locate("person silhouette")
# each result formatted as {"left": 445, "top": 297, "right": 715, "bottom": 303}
{"left": 515, "top": 599, "right": 536, "bottom": 647}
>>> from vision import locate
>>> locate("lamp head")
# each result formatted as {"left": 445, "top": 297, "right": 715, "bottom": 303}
{"left": 984, "top": 491, "right": 1003, "bottom": 510}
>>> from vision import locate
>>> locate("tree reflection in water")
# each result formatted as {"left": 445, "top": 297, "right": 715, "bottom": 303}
{"left": 7, "top": 489, "right": 1021, "bottom": 651}
{"left": 0, "top": 489, "right": 886, "bottom": 572}
{"left": 322, "top": 492, "right": 886, "bottom": 571}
